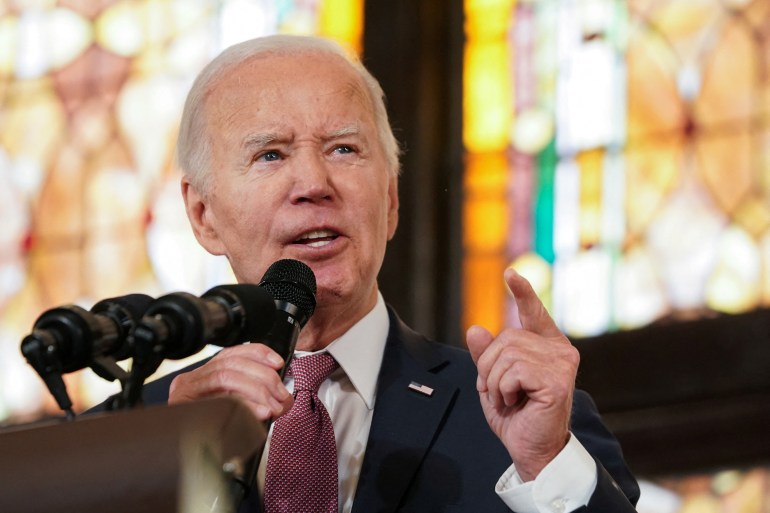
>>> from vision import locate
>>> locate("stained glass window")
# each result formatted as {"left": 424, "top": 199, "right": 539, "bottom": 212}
{"left": 463, "top": 0, "right": 770, "bottom": 338}
{"left": 0, "top": 0, "right": 362, "bottom": 423}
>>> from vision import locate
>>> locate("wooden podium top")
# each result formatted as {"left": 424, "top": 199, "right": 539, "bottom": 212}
{"left": 0, "top": 397, "right": 266, "bottom": 513}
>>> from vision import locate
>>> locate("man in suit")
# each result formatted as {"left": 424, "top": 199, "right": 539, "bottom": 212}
{"left": 149, "top": 34, "right": 640, "bottom": 512}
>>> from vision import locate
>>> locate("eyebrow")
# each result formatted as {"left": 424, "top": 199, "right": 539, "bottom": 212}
{"left": 325, "top": 125, "right": 361, "bottom": 140}
{"left": 241, "top": 132, "right": 284, "bottom": 151}
{"left": 241, "top": 125, "right": 362, "bottom": 150}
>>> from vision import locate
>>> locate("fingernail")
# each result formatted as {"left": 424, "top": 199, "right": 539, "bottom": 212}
{"left": 268, "top": 353, "right": 283, "bottom": 366}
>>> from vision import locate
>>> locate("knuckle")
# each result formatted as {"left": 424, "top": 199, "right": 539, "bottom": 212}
{"left": 563, "top": 344, "right": 580, "bottom": 367}
{"left": 210, "top": 368, "right": 235, "bottom": 390}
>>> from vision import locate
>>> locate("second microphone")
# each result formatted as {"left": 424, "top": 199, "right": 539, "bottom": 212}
{"left": 132, "top": 258, "right": 317, "bottom": 366}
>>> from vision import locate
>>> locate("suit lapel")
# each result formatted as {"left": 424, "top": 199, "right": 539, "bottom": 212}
{"left": 351, "top": 309, "right": 459, "bottom": 513}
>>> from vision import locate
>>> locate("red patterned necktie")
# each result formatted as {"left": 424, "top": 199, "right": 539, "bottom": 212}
{"left": 264, "top": 353, "right": 340, "bottom": 513}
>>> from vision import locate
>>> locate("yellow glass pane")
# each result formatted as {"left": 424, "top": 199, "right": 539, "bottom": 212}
{"left": 512, "top": 108, "right": 555, "bottom": 155}
{"left": 48, "top": 7, "right": 92, "bottom": 70}
{"left": 95, "top": 0, "right": 145, "bottom": 57}
{"left": 624, "top": 138, "right": 683, "bottom": 236}
{"left": 705, "top": 225, "right": 761, "bottom": 313}
{"left": 465, "top": 0, "right": 515, "bottom": 42}
{"left": 463, "top": 40, "right": 512, "bottom": 152}
{"left": 0, "top": 15, "right": 19, "bottom": 75}
{"left": 462, "top": 254, "right": 507, "bottom": 335}
{"left": 576, "top": 148, "right": 604, "bottom": 247}
{"left": 0, "top": 79, "right": 65, "bottom": 165}
{"left": 319, "top": 0, "right": 363, "bottom": 55}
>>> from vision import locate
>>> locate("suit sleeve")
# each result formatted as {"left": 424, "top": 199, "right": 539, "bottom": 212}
{"left": 570, "top": 390, "right": 640, "bottom": 512}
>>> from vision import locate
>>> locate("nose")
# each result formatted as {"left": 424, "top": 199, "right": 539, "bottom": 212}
{"left": 289, "top": 152, "right": 334, "bottom": 204}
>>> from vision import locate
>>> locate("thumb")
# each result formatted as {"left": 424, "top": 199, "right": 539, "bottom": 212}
{"left": 466, "top": 324, "right": 494, "bottom": 365}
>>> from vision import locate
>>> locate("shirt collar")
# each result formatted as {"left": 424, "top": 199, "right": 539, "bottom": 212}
{"left": 296, "top": 292, "right": 389, "bottom": 410}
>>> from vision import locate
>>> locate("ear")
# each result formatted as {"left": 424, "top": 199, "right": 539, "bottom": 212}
{"left": 386, "top": 174, "right": 399, "bottom": 240}
{"left": 181, "top": 177, "right": 226, "bottom": 255}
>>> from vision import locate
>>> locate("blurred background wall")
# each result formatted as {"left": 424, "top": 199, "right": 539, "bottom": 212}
{"left": 0, "top": 0, "right": 769, "bottom": 511}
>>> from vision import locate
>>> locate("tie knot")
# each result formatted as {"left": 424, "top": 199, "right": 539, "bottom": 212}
{"left": 289, "top": 353, "right": 338, "bottom": 392}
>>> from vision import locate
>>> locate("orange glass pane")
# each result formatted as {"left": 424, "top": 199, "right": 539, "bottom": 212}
{"left": 695, "top": 17, "right": 756, "bottom": 127}
{"left": 463, "top": 194, "right": 509, "bottom": 253}
{"left": 696, "top": 129, "right": 752, "bottom": 213}
{"left": 626, "top": 30, "right": 686, "bottom": 142}
{"left": 733, "top": 196, "right": 770, "bottom": 238}
{"left": 462, "top": 254, "right": 508, "bottom": 335}
{"left": 464, "top": 151, "right": 508, "bottom": 192}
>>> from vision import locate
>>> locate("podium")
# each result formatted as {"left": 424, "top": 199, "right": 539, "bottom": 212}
{"left": 0, "top": 398, "right": 266, "bottom": 513}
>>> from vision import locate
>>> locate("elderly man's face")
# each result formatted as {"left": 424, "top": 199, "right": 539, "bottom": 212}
{"left": 183, "top": 51, "right": 399, "bottom": 316}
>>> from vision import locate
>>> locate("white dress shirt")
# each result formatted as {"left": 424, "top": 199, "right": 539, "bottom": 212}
{"left": 257, "top": 292, "right": 597, "bottom": 513}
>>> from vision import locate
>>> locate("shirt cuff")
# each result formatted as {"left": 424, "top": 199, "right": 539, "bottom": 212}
{"left": 495, "top": 434, "right": 598, "bottom": 513}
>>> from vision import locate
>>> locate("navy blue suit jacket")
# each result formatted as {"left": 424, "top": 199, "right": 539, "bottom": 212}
{"left": 139, "top": 307, "right": 640, "bottom": 512}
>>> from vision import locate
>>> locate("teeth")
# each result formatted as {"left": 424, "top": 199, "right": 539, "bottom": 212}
{"left": 296, "top": 229, "right": 337, "bottom": 247}
{"left": 298, "top": 229, "right": 335, "bottom": 240}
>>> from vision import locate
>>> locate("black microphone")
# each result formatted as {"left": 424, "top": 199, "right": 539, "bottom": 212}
{"left": 256, "top": 258, "right": 317, "bottom": 377}
{"left": 131, "top": 284, "right": 278, "bottom": 361}
{"left": 20, "top": 294, "right": 154, "bottom": 417}
{"left": 123, "top": 284, "right": 279, "bottom": 408}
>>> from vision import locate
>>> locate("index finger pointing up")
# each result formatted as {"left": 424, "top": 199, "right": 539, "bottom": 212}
{"left": 505, "top": 267, "right": 563, "bottom": 339}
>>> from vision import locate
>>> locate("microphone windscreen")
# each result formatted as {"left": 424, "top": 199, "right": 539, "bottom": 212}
{"left": 258, "top": 259, "right": 317, "bottom": 326}
{"left": 91, "top": 294, "right": 154, "bottom": 319}
{"left": 202, "top": 284, "right": 277, "bottom": 342}
{"left": 90, "top": 293, "right": 155, "bottom": 361}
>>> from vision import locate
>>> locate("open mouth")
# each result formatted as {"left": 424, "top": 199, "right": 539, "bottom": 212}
{"left": 293, "top": 229, "right": 339, "bottom": 248}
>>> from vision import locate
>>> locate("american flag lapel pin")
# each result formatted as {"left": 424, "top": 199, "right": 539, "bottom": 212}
{"left": 408, "top": 381, "right": 434, "bottom": 397}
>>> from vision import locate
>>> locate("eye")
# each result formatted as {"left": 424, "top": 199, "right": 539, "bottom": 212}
{"left": 257, "top": 150, "right": 282, "bottom": 162}
{"left": 332, "top": 145, "right": 355, "bottom": 155}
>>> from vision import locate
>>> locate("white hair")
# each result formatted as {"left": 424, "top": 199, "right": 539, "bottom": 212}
{"left": 176, "top": 35, "right": 401, "bottom": 195}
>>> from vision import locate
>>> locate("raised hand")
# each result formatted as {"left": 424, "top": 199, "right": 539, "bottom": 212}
{"left": 466, "top": 268, "right": 580, "bottom": 481}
